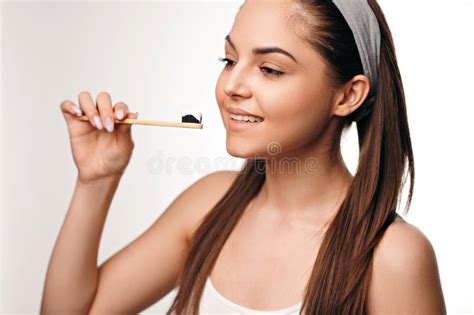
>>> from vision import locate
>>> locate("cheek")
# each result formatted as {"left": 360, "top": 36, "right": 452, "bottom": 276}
{"left": 215, "top": 72, "right": 228, "bottom": 124}
{"left": 258, "top": 82, "right": 330, "bottom": 149}
{"left": 262, "top": 93, "right": 308, "bottom": 121}
{"left": 259, "top": 76, "right": 324, "bottom": 120}
{"left": 265, "top": 105, "right": 319, "bottom": 149}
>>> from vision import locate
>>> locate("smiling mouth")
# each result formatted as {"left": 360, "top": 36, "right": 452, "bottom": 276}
{"left": 229, "top": 113, "right": 264, "bottom": 123}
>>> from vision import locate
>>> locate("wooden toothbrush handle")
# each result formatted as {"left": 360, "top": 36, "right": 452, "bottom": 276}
{"left": 75, "top": 115, "right": 203, "bottom": 129}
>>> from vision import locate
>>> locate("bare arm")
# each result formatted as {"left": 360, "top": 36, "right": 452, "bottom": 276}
{"left": 40, "top": 169, "right": 238, "bottom": 314}
{"left": 87, "top": 170, "right": 238, "bottom": 313}
{"left": 40, "top": 176, "right": 122, "bottom": 314}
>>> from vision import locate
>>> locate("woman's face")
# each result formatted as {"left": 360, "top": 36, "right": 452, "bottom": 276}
{"left": 215, "top": 0, "right": 335, "bottom": 159}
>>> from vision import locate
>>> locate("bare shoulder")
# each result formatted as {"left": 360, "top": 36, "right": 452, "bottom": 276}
{"left": 179, "top": 170, "right": 239, "bottom": 243}
{"left": 368, "top": 214, "right": 446, "bottom": 314}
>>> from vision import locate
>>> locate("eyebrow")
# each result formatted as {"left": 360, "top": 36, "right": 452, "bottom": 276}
{"left": 225, "top": 34, "right": 298, "bottom": 64}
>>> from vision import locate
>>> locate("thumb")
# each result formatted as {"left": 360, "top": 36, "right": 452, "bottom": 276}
{"left": 116, "top": 111, "right": 138, "bottom": 135}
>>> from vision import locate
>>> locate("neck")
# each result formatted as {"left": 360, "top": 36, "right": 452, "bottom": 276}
{"left": 255, "top": 145, "right": 353, "bottom": 225}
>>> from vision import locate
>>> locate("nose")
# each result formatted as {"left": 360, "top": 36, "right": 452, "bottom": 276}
{"left": 223, "top": 64, "right": 252, "bottom": 99}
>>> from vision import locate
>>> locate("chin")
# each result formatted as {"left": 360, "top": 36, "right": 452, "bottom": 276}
{"left": 226, "top": 141, "right": 251, "bottom": 158}
{"left": 225, "top": 137, "right": 258, "bottom": 159}
{"left": 226, "top": 138, "right": 273, "bottom": 161}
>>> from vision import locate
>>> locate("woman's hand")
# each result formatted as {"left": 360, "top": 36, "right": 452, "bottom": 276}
{"left": 60, "top": 91, "right": 138, "bottom": 184}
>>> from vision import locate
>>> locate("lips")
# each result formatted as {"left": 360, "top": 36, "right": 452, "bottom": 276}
{"left": 226, "top": 106, "right": 264, "bottom": 120}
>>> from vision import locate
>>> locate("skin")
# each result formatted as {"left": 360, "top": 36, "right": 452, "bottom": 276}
{"left": 212, "top": 0, "right": 446, "bottom": 313}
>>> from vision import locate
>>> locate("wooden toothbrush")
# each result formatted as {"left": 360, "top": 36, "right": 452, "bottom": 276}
{"left": 75, "top": 111, "right": 203, "bottom": 129}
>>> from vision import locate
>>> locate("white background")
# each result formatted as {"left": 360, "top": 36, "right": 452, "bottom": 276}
{"left": 1, "top": 0, "right": 473, "bottom": 314}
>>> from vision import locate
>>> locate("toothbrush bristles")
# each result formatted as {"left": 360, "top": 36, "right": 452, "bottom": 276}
{"left": 181, "top": 114, "right": 202, "bottom": 124}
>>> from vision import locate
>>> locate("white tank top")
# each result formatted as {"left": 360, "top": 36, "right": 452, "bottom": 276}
{"left": 199, "top": 277, "right": 302, "bottom": 314}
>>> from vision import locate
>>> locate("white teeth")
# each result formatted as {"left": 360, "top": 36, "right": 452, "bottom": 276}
{"left": 230, "top": 113, "right": 263, "bottom": 123}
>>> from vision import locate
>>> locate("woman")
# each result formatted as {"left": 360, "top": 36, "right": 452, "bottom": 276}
{"left": 41, "top": 0, "right": 446, "bottom": 314}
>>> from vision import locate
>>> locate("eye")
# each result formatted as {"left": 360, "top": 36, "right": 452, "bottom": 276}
{"left": 260, "top": 66, "right": 284, "bottom": 77}
{"left": 217, "top": 57, "right": 235, "bottom": 68}
{"left": 217, "top": 56, "right": 285, "bottom": 78}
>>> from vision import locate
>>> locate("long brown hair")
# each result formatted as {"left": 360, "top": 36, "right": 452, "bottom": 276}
{"left": 167, "top": 0, "right": 415, "bottom": 313}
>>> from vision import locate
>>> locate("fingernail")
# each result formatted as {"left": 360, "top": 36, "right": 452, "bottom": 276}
{"left": 104, "top": 116, "right": 114, "bottom": 133}
{"left": 93, "top": 115, "right": 103, "bottom": 130}
{"left": 116, "top": 110, "right": 124, "bottom": 119}
{"left": 72, "top": 105, "right": 82, "bottom": 116}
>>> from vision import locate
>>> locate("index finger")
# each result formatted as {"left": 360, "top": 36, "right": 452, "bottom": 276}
{"left": 78, "top": 91, "right": 102, "bottom": 130}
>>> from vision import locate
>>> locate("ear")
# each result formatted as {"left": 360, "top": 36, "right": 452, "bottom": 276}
{"left": 332, "top": 74, "right": 371, "bottom": 118}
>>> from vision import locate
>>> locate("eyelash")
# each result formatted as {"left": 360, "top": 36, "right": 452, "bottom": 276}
{"left": 217, "top": 57, "right": 284, "bottom": 78}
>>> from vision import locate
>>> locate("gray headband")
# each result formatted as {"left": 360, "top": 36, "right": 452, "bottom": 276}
{"left": 331, "top": 0, "right": 381, "bottom": 122}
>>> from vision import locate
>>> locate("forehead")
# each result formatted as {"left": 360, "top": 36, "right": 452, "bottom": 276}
{"left": 228, "top": 0, "right": 305, "bottom": 53}
{"left": 227, "top": 0, "right": 328, "bottom": 72}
